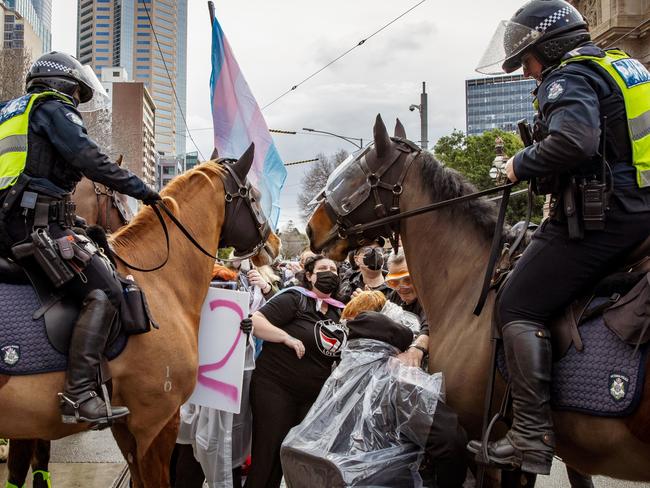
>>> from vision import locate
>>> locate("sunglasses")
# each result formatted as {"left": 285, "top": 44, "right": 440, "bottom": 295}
{"left": 385, "top": 273, "right": 412, "bottom": 289}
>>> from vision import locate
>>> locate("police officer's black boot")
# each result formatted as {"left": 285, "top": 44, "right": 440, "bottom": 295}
{"left": 468, "top": 321, "right": 555, "bottom": 475}
{"left": 59, "top": 289, "right": 129, "bottom": 425}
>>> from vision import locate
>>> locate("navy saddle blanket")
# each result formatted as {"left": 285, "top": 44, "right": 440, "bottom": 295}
{"left": 0, "top": 281, "right": 126, "bottom": 375}
{"left": 498, "top": 309, "right": 648, "bottom": 417}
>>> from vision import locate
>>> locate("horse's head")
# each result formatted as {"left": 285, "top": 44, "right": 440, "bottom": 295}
{"left": 216, "top": 143, "right": 280, "bottom": 266}
{"left": 306, "top": 114, "right": 420, "bottom": 261}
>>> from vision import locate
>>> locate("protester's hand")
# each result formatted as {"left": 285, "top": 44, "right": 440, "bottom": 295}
{"left": 247, "top": 269, "right": 269, "bottom": 292}
{"left": 397, "top": 347, "right": 424, "bottom": 368}
{"left": 284, "top": 335, "right": 305, "bottom": 358}
{"left": 240, "top": 316, "right": 253, "bottom": 335}
{"left": 505, "top": 157, "right": 518, "bottom": 183}
{"left": 351, "top": 287, "right": 364, "bottom": 299}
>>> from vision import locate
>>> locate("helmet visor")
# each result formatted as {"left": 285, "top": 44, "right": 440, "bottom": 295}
{"left": 476, "top": 20, "right": 542, "bottom": 74}
{"left": 76, "top": 65, "right": 110, "bottom": 112}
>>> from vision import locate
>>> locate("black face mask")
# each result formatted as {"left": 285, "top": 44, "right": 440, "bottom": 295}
{"left": 362, "top": 248, "right": 384, "bottom": 271}
{"left": 314, "top": 271, "right": 340, "bottom": 295}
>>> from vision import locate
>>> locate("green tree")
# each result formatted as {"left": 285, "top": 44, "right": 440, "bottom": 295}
{"left": 434, "top": 129, "right": 544, "bottom": 223}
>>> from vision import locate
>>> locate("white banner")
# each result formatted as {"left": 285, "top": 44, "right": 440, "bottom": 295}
{"left": 187, "top": 287, "right": 249, "bottom": 414}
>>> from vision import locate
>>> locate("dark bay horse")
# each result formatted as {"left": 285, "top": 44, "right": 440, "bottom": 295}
{"left": 0, "top": 145, "right": 280, "bottom": 488}
{"left": 5, "top": 173, "right": 133, "bottom": 488}
{"left": 306, "top": 115, "right": 650, "bottom": 485}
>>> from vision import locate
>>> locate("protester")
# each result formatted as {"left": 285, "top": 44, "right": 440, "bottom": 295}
{"left": 172, "top": 259, "right": 281, "bottom": 488}
{"left": 338, "top": 239, "right": 389, "bottom": 303}
{"left": 386, "top": 251, "right": 431, "bottom": 368}
{"left": 245, "top": 255, "right": 347, "bottom": 488}
{"left": 281, "top": 291, "right": 468, "bottom": 488}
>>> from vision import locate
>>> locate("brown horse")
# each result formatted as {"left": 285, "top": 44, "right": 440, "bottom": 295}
{"left": 5, "top": 174, "right": 133, "bottom": 488}
{"left": 306, "top": 115, "right": 650, "bottom": 484}
{"left": 0, "top": 145, "right": 280, "bottom": 488}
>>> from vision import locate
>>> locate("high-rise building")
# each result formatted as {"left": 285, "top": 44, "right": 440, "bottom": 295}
{"left": 76, "top": 0, "right": 188, "bottom": 156}
{"left": 111, "top": 81, "right": 157, "bottom": 188}
{"left": 465, "top": 74, "right": 537, "bottom": 136}
{"left": 3, "top": 0, "right": 50, "bottom": 53}
{"left": 158, "top": 154, "right": 184, "bottom": 189}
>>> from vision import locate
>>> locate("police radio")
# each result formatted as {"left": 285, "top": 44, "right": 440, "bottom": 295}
{"left": 579, "top": 116, "right": 610, "bottom": 231}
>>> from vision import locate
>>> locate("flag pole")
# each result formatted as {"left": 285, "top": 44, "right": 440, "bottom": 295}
{"left": 208, "top": 1, "right": 215, "bottom": 24}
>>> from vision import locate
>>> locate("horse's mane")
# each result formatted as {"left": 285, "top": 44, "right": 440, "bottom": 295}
{"left": 419, "top": 151, "right": 497, "bottom": 240}
{"left": 111, "top": 161, "right": 225, "bottom": 248}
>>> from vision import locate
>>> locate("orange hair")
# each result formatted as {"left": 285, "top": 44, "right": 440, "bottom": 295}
{"left": 212, "top": 264, "right": 238, "bottom": 282}
{"left": 341, "top": 290, "right": 387, "bottom": 320}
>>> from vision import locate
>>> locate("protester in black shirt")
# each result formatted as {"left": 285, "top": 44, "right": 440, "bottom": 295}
{"left": 245, "top": 255, "right": 346, "bottom": 488}
{"left": 386, "top": 251, "right": 430, "bottom": 368}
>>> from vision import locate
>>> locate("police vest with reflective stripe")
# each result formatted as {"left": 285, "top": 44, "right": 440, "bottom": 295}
{"left": 0, "top": 91, "right": 74, "bottom": 191}
{"left": 560, "top": 49, "right": 650, "bottom": 188}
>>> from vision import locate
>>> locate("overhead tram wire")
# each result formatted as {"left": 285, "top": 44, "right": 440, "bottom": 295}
{"left": 261, "top": 0, "right": 428, "bottom": 111}
{"left": 142, "top": 1, "right": 206, "bottom": 161}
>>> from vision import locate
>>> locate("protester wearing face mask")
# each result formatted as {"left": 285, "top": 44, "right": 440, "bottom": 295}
{"left": 338, "top": 239, "right": 389, "bottom": 303}
{"left": 245, "top": 255, "right": 346, "bottom": 488}
{"left": 386, "top": 251, "right": 430, "bottom": 368}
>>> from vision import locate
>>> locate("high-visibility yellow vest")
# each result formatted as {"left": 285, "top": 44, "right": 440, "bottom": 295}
{"left": 0, "top": 91, "right": 74, "bottom": 191}
{"left": 560, "top": 49, "right": 650, "bottom": 188}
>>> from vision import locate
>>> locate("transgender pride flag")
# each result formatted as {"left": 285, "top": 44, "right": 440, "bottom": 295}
{"left": 210, "top": 14, "right": 287, "bottom": 228}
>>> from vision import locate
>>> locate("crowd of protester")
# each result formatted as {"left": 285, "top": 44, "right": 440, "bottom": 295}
{"left": 172, "top": 245, "right": 468, "bottom": 488}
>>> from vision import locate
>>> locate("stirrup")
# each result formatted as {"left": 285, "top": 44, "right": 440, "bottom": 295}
{"left": 59, "top": 384, "right": 118, "bottom": 429}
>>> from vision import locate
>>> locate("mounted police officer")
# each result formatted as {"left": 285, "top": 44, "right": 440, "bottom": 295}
{"left": 469, "top": 0, "right": 650, "bottom": 475}
{"left": 0, "top": 52, "right": 160, "bottom": 426}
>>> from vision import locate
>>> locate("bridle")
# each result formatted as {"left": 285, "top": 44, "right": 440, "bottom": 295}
{"left": 113, "top": 159, "right": 272, "bottom": 272}
{"left": 317, "top": 138, "right": 422, "bottom": 253}
{"left": 315, "top": 138, "right": 515, "bottom": 315}
{"left": 92, "top": 182, "right": 131, "bottom": 233}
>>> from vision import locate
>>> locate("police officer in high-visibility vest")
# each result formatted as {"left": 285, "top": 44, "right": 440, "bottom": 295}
{"left": 0, "top": 52, "right": 160, "bottom": 425}
{"left": 468, "top": 0, "right": 650, "bottom": 475}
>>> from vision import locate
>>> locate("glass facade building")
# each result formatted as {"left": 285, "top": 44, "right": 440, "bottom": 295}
{"left": 465, "top": 74, "right": 537, "bottom": 136}
{"left": 76, "top": 0, "right": 188, "bottom": 157}
{"left": 3, "top": 0, "right": 50, "bottom": 52}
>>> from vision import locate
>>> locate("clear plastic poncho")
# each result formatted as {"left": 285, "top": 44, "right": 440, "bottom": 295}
{"left": 281, "top": 339, "right": 444, "bottom": 488}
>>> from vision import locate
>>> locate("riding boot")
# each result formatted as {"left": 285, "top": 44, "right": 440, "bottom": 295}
{"left": 468, "top": 320, "right": 555, "bottom": 475}
{"left": 59, "top": 289, "right": 129, "bottom": 425}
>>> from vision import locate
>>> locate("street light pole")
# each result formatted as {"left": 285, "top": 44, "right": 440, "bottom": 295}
{"left": 302, "top": 128, "right": 363, "bottom": 150}
{"left": 409, "top": 82, "right": 429, "bottom": 150}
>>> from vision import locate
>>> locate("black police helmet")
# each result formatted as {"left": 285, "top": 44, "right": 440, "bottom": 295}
{"left": 503, "top": 0, "right": 589, "bottom": 73}
{"left": 26, "top": 52, "right": 94, "bottom": 103}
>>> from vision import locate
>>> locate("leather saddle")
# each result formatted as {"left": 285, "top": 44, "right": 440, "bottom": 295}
{"left": 0, "top": 255, "right": 119, "bottom": 355}
{"left": 499, "top": 231, "right": 650, "bottom": 360}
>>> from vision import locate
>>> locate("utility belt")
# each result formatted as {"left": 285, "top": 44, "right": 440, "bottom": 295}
{"left": 25, "top": 193, "right": 77, "bottom": 228}
{"left": 543, "top": 173, "right": 610, "bottom": 240}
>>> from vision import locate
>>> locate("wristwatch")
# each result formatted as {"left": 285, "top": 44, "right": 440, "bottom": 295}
{"left": 409, "top": 344, "right": 428, "bottom": 355}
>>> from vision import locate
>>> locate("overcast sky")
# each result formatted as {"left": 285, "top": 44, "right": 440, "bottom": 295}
{"left": 52, "top": 0, "right": 526, "bottom": 229}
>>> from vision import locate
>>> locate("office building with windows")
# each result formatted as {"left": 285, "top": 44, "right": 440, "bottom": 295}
{"left": 77, "top": 0, "right": 187, "bottom": 156}
{"left": 2, "top": 0, "right": 50, "bottom": 52}
{"left": 465, "top": 74, "right": 537, "bottom": 136}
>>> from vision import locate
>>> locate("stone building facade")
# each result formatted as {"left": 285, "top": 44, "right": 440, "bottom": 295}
{"left": 568, "top": 0, "right": 649, "bottom": 67}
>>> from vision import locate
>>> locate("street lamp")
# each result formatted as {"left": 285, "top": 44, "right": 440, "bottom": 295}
{"left": 302, "top": 128, "right": 363, "bottom": 150}
{"left": 409, "top": 82, "right": 429, "bottom": 150}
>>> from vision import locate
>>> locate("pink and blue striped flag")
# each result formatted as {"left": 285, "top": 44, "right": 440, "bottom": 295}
{"left": 210, "top": 14, "right": 287, "bottom": 228}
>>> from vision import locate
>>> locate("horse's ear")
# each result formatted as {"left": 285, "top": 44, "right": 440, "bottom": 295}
{"left": 394, "top": 118, "right": 406, "bottom": 139}
{"left": 210, "top": 147, "right": 219, "bottom": 160}
{"left": 374, "top": 114, "right": 391, "bottom": 158}
{"left": 233, "top": 142, "right": 255, "bottom": 181}
{"left": 116, "top": 154, "right": 123, "bottom": 166}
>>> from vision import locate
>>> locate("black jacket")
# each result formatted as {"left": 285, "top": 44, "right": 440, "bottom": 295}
{"left": 513, "top": 43, "right": 650, "bottom": 213}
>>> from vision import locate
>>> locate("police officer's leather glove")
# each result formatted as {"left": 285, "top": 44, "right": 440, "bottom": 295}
{"left": 142, "top": 188, "right": 162, "bottom": 206}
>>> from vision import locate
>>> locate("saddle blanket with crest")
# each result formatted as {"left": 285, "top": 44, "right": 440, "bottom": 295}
{"left": 0, "top": 281, "right": 126, "bottom": 375}
{"left": 498, "top": 303, "right": 648, "bottom": 417}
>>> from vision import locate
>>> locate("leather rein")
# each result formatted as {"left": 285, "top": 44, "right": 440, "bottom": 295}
{"left": 112, "top": 162, "right": 271, "bottom": 273}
